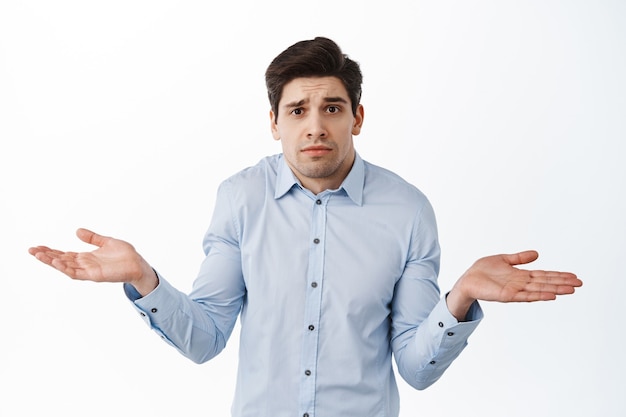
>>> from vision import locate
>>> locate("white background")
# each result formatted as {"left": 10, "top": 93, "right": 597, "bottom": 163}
{"left": 1, "top": 1, "right": 624, "bottom": 416}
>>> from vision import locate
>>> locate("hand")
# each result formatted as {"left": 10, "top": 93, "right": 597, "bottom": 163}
{"left": 29, "top": 228, "right": 158, "bottom": 295}
{"left": 446, "top": 250, "right": 582, "bottom": 321}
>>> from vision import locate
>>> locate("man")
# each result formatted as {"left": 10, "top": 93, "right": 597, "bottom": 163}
{"left": 29, "top": 37, "right": 582, "bottom": 417}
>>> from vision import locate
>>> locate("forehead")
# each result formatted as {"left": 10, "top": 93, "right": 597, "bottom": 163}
{"left": 280, "top": 76, "right": 349, "bottom": 104}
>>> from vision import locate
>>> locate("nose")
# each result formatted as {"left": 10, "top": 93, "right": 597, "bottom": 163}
{"left": 306, "top": 112, "right": 327, "bottom": 139}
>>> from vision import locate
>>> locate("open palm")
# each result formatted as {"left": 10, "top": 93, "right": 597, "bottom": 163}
{"left": 29, "top": 228, "right": 152, "bottom": 285}
{"left": 460, "top": 250, "right": 581, "bottom": 303}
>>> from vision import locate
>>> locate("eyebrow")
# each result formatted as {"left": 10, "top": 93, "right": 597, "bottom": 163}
{"left": 282, "top": 96, "right": 349, "bottom": 109}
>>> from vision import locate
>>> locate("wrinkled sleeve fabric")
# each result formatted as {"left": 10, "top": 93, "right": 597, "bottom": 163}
{"left": 124, "top": 180, "right": 246, "bottom": 364}
{"left": 391, "top": 197, "right": 483, "bottom": 390}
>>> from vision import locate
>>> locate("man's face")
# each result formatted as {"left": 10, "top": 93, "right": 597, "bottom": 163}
{"left": 270, "top": 76, "right": 364, "bottom": 194}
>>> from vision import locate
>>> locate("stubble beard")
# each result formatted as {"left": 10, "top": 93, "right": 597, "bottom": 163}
{"left": 295, "top": 157, "right": 343, "bottom": 179}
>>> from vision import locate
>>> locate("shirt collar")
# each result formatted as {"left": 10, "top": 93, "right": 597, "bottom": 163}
{"left": 340, "top": 153, "right": 364, "bottom": 206}
{"left": 274, "top": 153, "right": 365, "bottom": 206}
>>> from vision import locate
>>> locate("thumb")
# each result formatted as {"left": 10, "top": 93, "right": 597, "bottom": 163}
{"left": 503, "top": 250, "right": 539, "bottom": 266}
{"left": 76, "top": 228, "right": 108, "bottom": 248}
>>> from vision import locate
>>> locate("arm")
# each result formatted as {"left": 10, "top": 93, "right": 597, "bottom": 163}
{"left": 391, "top": 200, "right": 481, "bottom": 390}
{"left": 391, "top": 201, "right": 583, "bottom": 390}
{"left": 28, "top": 185, "right": 247, "bottom": 364}
{"left": 394, "top": 249, "right": 582, "bottom": 390}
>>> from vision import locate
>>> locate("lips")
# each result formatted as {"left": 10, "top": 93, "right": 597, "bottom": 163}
{"left": 302, "top": 145, "right": 332, "bottom": 157}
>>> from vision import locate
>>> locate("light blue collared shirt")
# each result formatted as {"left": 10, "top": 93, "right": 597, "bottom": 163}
{"left": 125, "top": 153, "right": 482, "bottom": 417}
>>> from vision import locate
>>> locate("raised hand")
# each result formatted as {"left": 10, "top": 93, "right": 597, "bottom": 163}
{"left": 29, "top": 228, "right": 158, "bottom": 295}
{"left": 446, "top": 250, "right": 582, "bottom": 321}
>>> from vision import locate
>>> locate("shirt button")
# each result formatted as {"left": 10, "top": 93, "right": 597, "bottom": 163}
{"left": 316, "top": 199, "right": 322, "bottom": 205}
{"left": 430, "top": 360, "right": 436, "bottom": 365}
{"left": 311, "top": 282, "right": 318, "bottom": 288}
{"left": 140, "top": 312, "right": 146, "bottom": 317}
{"left": 308, "top": 325, "right": 315, "bottom": 331}
{"left": 438, "top": 322, "right": 444, "bottom": 328}
{"left": 151, "top": 308, "right": 158, "bottom": 313}
{"left": 447, "top": 332, "right": 455, "bottom": 336}
{"left": 313, "top": 238, "right": 320, "bottom": 244}
{"left": 304, "top": 414, "right": 310, "bottom": 417}
{"left": 305, "top": 370, "right": 311, "bottom": 376}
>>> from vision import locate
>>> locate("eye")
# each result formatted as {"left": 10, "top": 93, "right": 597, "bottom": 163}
{"left": 291, "top": 108, "right": 304, "bottom": 115}
{"left": 326, "top": 105, "right": 340, "bottom": 114}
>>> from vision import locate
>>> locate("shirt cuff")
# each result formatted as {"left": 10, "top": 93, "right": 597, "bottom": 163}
{"left": 428, "top": 296, "right": 483, "bottom": 341}
{"left": 123, "top": 271, "right": 180, "bottom": 327}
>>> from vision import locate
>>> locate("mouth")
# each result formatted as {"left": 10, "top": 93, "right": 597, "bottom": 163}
{"left": 301, "top": 145, "right": 333, "bottom": 157}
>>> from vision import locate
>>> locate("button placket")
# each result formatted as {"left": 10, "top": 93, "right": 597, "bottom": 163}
{"left": 298, "top": 194, "right": 328, "bottom": 416}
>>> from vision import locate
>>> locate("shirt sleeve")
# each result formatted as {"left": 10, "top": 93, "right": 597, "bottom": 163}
{"left": 390, "top": 198, "right": 483, "bottom": 390}
{"left": 123, "top": 181, "right": 246, "bottom": 364}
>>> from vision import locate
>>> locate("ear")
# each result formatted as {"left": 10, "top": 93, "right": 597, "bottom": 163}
{"left": 269, "top": 109, "right": 280, "bottom": 140}
{"left": 351, "top": 104, "right": 364, "bottom": 136}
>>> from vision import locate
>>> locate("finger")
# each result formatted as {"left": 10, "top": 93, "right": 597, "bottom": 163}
{"left": 513, "top": 292, "right": 558, "bottom": 302}
{"left": 529, "top": 270, "right": 582, "bottom": 287}
{"left": 503, "top": 250, "right": 539, "bottom": 266}
{"left": 49, "top": 257, "right": 84, "bottom": 279}
{"left": 49, "top": 251, "right": 96, "bottom": 280}
{"left": 522, "top": 282, "right": 579, "bottom": 295}
{"left": 28, "top": 245, "right": 54, "bottom": 256}
{"left": 31, "top": 249, "right": 56, "bottom": 266}
{"left": 31, "top": 249, "right": 79, "bottom": 278}
{"left": 76, "top": 228, "right": 108, "bottom": 247}
{"left": 29, "top": 247, "right": 67, "bottom": 265}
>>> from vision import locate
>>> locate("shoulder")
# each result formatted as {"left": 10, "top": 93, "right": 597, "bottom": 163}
{"left": 223, "top": 154, "right": 279, "bottom": 183}
{"left": 217, "top": 154, "right": 280, "bottom": 201}
{"left": 362, "top": 159, "right": 429, "bottom": 206}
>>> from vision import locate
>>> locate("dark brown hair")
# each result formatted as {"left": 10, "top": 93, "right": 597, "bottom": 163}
{"left": 265, "top": 37, "right": 363, "bottom": 122}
